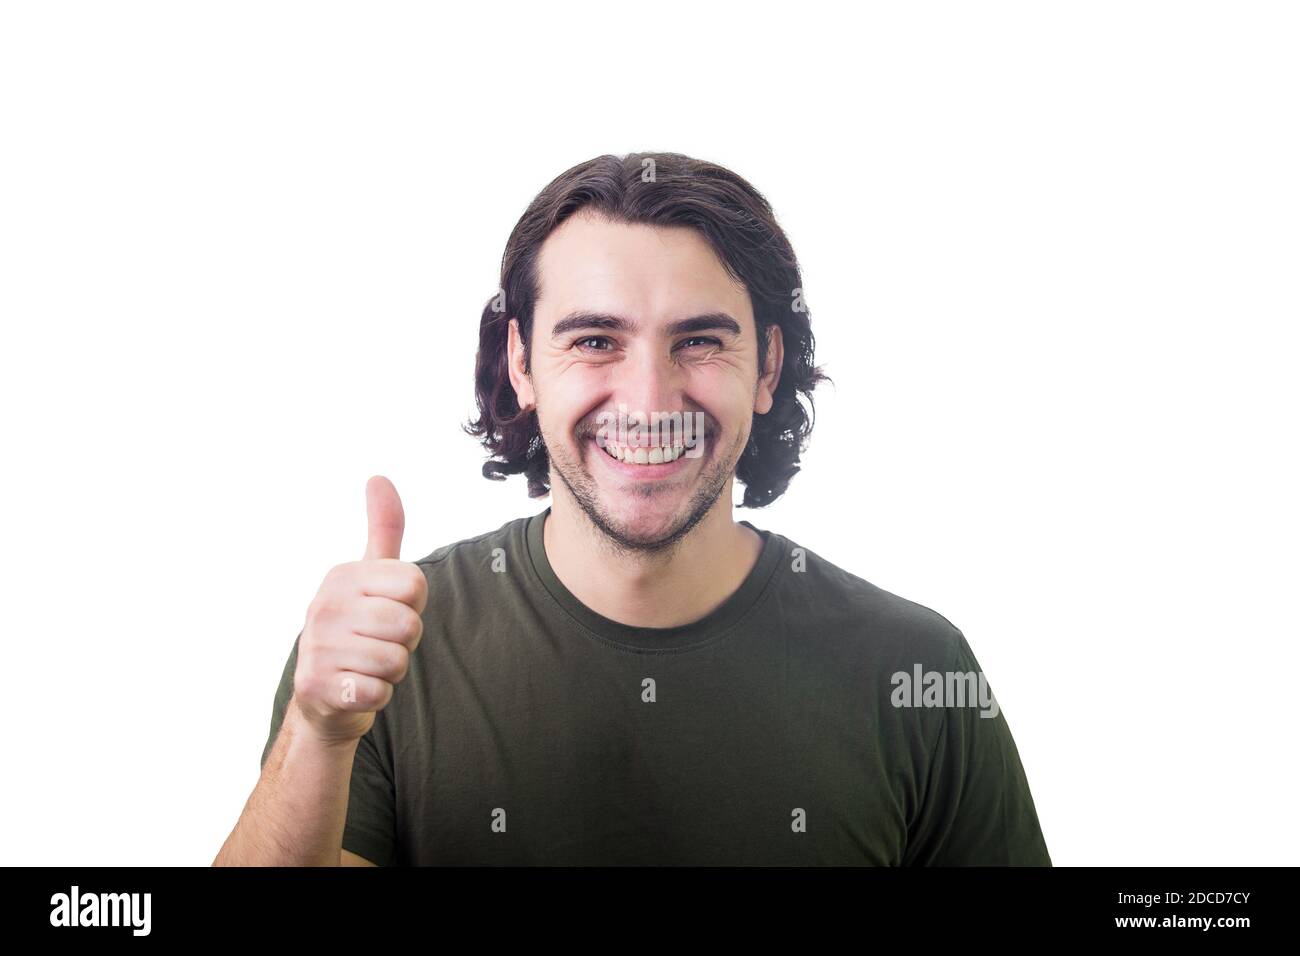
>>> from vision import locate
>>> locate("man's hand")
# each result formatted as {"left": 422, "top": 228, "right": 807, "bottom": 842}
{"left": 291, "top": 475, "right": 428, "bottom": 746}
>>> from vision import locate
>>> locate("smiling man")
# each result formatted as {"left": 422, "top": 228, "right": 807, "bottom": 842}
{"left": 216, "top": 152, "right": 1051, "bottom": 867}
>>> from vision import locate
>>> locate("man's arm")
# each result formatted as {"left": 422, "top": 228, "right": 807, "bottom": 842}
{"left": 902, "top": 629, "right": 1051, "bottom": 866}
{"left": 213, "top": 695, "right": 363, "bottom": 867}
{"left": 215, "top": 476, "right": 424, "bottom": 867}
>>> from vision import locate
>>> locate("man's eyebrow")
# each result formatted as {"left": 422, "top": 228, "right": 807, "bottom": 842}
{"left": 549, "top": 311, "right": 742, "bottom": 340}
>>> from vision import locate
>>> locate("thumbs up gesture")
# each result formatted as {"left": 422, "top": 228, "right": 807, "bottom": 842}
{"left": 291, "top": 476, "right": 429, "bottom": 746}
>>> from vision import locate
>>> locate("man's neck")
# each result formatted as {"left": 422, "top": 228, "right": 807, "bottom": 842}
{"left": 542, "top": 499, "right": 764, "bottom": 629}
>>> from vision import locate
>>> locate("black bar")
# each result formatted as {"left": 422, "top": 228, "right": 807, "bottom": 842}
{"left": 10, "top": 866, "right": 1288, "bottom": 940}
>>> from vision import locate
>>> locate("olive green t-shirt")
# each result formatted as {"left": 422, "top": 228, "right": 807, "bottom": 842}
{"left": 260, "top": 507, "right": 1051, "bottom": 866}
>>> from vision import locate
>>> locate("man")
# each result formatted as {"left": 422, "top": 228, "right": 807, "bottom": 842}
{"left": 214, "top": 152, "right": 1051, "bottom": 866}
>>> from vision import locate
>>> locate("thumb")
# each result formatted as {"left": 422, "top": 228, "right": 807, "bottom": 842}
{"left": 363, "top": 475, "right": 405, "bottom": 561}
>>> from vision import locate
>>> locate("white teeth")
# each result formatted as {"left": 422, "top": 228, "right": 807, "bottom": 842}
{"left": 597, "top": 439, "right": 695, "bottom": 465}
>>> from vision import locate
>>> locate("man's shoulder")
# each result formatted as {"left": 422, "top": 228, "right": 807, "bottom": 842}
{"left": 410, "top": 512, "right": 534, "bottom": 569}
{"left": 769, "top": 529, "right": 965, "bottom": 664}
{"left": 399, "top": 512, "right": 538, "bottom": 632}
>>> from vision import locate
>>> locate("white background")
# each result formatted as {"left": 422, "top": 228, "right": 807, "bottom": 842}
{"left": 1, "top": 1, "right": 1295, "bottom": 866}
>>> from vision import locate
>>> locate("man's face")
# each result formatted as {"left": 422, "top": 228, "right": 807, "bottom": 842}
{"left": 507, "top": 210, "right": 782, "bottom": 554}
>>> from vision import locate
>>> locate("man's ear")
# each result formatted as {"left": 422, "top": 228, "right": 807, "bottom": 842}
{"left": 507, "top": 318, "right": 536, "bottom": 410}
{"left": 754, "top": 324, "right": 784, "bottom": 415}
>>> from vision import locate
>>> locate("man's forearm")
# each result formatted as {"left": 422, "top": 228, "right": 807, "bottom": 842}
{"left": 213, "top": 697, "right": 360, "bottom": 866}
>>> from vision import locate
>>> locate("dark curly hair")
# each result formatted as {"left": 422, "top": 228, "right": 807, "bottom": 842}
{"left": 463, "top": 151, "right": 830, "bottom": 508}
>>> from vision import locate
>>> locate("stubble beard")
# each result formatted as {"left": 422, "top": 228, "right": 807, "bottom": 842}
{"left": 545, "top": 424, "right": 742, "bottom": 560}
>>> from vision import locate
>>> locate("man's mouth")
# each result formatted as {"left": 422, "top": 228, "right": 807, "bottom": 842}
{"left": 589, "top": 435, "right": 706, "bottom": 476}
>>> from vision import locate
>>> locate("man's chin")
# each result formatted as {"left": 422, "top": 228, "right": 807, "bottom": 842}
{"left": 593, "top": 498, "right": 686, "bottom": 540}
{"left": 550, "top": 432, "right": 729, "bottom": 552}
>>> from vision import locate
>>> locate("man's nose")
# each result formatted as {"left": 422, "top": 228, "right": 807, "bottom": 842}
{"left": 613, "top": 345, "right": 682, "bottom": 421}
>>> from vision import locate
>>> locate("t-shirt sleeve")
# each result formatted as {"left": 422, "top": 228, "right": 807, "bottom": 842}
{"left": 902, "top": 629, "right": 1051, "bottom": 866}
{"left": 260, "top": 631, "right": 398, "bottom": 866}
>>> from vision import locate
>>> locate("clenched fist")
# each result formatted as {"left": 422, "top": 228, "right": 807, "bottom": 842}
{"left": 291, "top": 475, "right": 428, "bottom": 746}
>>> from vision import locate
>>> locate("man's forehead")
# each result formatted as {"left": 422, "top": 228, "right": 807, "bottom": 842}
{"left": 533, "top": 212, "right": 751, "bottom": 332}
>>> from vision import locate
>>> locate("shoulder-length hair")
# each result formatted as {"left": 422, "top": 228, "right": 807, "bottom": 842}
{"left": 464, "top": 151, "right": 830, "bottom": 507}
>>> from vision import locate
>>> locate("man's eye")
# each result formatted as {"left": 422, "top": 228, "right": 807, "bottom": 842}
{"left": 678, "top": 336, "right": 722, "bottom": 350}
{"left": 576, "top": 336, "right": 613, "bottom": 351}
